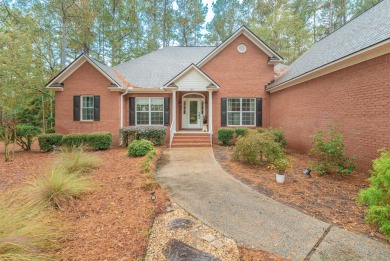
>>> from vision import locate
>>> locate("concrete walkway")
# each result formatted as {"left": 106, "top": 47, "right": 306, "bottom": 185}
{"left": 156, "top": 148, "right": 390, "bottom": 260}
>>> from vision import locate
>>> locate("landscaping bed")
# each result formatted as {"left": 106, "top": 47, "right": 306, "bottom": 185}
{"left": 0, "top": 143, "right": 168, "bottom": 260}
{"left": 213, "top": 145, "right": 385, "bottom": 241}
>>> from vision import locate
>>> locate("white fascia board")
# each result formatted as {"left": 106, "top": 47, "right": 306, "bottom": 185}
{"left": 268, "top": 40, "right": 390, "bottom": 93}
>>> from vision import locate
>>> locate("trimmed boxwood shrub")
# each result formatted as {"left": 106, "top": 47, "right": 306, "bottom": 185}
{"left": 86, "top": 132, "right": 112, "bottom": 150}
{"left": 234, "top": 128, "right": 249, "bottom": 137}
{"left": 45, "top": 128, "right": 55, "bottom": 134}
{"left": 120, "top": 126, "right": 166, "bottom": 146}
{"left": 218, "top": 128, "right": 234, "bottom": 145}
{"left": 38, "top": 134, "right": 63, "bottom": 152}
{"left": 62, "top": 134, "right": 89, "bottom": 148}
{"left": 127, "top": 139, "right": 154, "bottom": 157}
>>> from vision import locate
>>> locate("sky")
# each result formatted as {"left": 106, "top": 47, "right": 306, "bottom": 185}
{"left": 202, "top": 0, "right": 215, "bottom": 23}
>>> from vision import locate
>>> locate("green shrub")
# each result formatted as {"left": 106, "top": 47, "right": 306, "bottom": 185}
{"left": 86, "top": 132, "right": 112, "bottom": 150}
{"left": 358, "top": 149, "right": 390, "bottom": 242}
{"left": 218, "top": 128, "right": 234, "bottom": 145}
{"left": 27, "top": 166, "right": 95, "bottom": 209}
{"left": 45, "top": 128, "right": 55, "bottom": 134}
{"left": 309, "top": 126, "right": 355, "bottom": 175}
{"left": 270, "top": 128, "right": 287, "bottom": 147}
{"left": 233, "top": 129, "right": 285, "bottom": 165}
{"left": 38, "top": 134, "right": 63, "bottom": 152}
{"left": 61, "top": 133, "right": 89, "bottom": 148}
{"left": 128, "top": 139, "right": 154, "bottom": 157}
{"left": 234, "top": 128, "right": 249, "bottom": 137}
{"left": 58, "top": 148, "right": 99, "bottom": 174}
{"left": 0, "top": 191, "right": 61, "bottom": 260}
{"left": 14, "top": 124, "right": 42, "bottom": 151}
{"left": 141, "top": 149, "right": 156, "bottom": 174}
{"left": 120, "top": 126, "right": 166, "bottom": 146}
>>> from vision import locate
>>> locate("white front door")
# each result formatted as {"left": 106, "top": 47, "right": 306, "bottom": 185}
{"left": 182, "top": 98, "right": 204, "bottom": 129}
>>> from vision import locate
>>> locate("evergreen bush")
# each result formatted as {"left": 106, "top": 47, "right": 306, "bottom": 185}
{"left": 120, "top": 126, "right": 166, "bottom": 146}
{"left": 127, "top": 139, "right": 154, "bottom": 157}
{"left": 38, "top": 134, "right": 63, "bottom": 152}
{"left": 218, "top": 128, "right": 234, "bottom": 145}
{"left": 358, "top": 149, "right": 390, "bottom": 242}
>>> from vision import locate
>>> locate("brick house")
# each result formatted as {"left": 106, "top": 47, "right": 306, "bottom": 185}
{"left": 46, "top": 1, "right": 389, "bottom": 170}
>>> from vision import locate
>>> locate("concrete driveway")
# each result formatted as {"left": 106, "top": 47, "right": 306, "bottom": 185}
{"left": 156, "top": 147, "right": 390, "bottom": 260}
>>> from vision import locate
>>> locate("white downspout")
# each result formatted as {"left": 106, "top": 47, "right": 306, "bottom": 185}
{"left": 120, "top": 88, "right": 130, "bottom": 145}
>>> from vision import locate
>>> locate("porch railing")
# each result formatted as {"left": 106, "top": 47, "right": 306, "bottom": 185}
{"left": 169, "top": 118, "right": 176, "bottom": 149}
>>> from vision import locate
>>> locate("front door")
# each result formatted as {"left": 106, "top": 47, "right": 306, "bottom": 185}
{"left": 182, "top": 98, "right": 203, "bottom": 129}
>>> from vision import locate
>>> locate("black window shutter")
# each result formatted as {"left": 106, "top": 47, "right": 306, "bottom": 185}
{"left": 256, "top": 98, "right": 262, "bottom": 127}
{"left": 73, "top": 96, "right": 80, "bottom": 121}
{"left": 164, "top": 97, "right": 170, "bottom": 126}
{"left": 129, "top": 97, "right": 135, "bottom": 126}
{"left": 94, "top": 96, "right": 100, "bottom": 121}
{"left": 221, "top": 98, "right": 227, "bottom": 126}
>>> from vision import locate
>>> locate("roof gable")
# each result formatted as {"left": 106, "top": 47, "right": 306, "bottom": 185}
{"left": 197, "top": 25, "right": 283, "bottom": 67}
{"left": 164, "top": 64, "right": 219, "bottom": 91}
{"left": 45, "top": 54, "right": 123, "bottom": 89}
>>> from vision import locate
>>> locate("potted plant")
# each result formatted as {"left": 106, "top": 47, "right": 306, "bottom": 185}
{"left": 269, "top": 154, "right": 291, "bottom": 184}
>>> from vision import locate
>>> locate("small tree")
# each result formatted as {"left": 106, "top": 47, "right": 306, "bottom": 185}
{"left": 309, "top": 126, "right": 355, "bottom": 175}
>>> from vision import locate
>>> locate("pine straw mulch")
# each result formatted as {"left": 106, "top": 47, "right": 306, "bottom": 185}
{"left": 57, "top": 147, "right": 168, "bottom": 260}
{"left": 0, "top": 143, "right": 169, "bottom": 260}
{"left": 213, "top": 145, "right": 386, "bottom": 243}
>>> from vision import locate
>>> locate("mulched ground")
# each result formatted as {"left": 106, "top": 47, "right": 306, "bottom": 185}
{"left": 0, "top": 142, "right": 168, "bottom": 260}
{"left": 213, "top": 145, "right": 385, "bottom": 242}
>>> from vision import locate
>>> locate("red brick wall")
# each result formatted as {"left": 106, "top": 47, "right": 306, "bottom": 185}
{"left": 201, "top": 34, "right": 274, "bottom": 139}
{"left": 269, "top": 54, "right": 390, "bottom": 171}
{"left": 55, "top": 62, "right": 121, "bottom": 145}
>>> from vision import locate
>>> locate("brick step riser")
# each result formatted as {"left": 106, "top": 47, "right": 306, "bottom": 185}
{"left": 173, "top": 138, "right": 210, "bottom": 142}
{"left": 171, "top": 144, "right": 211, "bottom": 147}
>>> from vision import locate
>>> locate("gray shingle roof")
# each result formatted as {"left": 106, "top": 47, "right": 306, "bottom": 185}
{"left": 89, "top": 57, "right": 123, "bottom": 87}
{"left": 114, "top": 47, "right": 215, "bottom": 88}
{"left": 267, "top": 0, "right": 390, "bottom": 89}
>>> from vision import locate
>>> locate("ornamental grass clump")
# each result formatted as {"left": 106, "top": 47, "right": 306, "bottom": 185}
{"left": 358, "top": 149, "right": 390, "bottom": 242}
{"left": 57, "top": 147, "right": 100, "bottom": 174}
{"left": 0, "top": 191, "right": 61, "bottom": 260}
{"left": 309, "top": 126, "right": 355, "bottom": 175}
{"left": 27, "top": 166, "right": 95, "bottom": 209}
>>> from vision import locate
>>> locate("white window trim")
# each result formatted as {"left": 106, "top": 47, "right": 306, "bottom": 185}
{"left": 135, "top": 97, "right": 164, "bottom": 126}
{"left": 81, "top": 95, "right": 94, "bottom": 121}
{"left": 227, "top": 98, "right": 256, "bottom": 127}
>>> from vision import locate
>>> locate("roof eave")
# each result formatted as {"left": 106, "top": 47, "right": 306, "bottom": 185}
{"left": 267, "top": 40, "right": 390, "bottom": 93}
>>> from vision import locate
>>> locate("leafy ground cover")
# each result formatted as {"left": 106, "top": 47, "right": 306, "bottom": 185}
{"left": 213, "top": 145, "right": 385, "bottom": 242}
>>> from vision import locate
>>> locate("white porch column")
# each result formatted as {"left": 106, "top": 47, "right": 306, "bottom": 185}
{"left": 208, "top": 90, "right": 213, "bottom": 133}
{"left": 172, "top": 90, "right": 177, "bottom": 131}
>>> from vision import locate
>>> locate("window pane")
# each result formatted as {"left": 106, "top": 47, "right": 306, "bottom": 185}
{"left": 228, "top": 112, "right": 240, "bottom": 125}
{"left": 136, "top": 98, "right": 149, "bottom": 112}
{"left": 82, "top": 108, "right": 94, "bottom": 120}
{"left": 137, "top": 112, "right": 149, "bottom": 125}
{"left": 150, "top": 98, "right": 163, "bottom": 111}
{"left": 151, "top": 112, "right": 163, "bottom": 125}
{"left": 82, "top": 96, "right": 94, "bottom": 108}
{"left": 242, "top": 98, "right": 255, "bottom": 111}
{"left": 242, "top": 112, "right": 255, "bottom": 125}
{"left": 228, "top": 98, "right": 240, "bottom": 111}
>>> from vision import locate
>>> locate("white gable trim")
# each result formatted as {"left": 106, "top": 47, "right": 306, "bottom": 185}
{"left": 163, "top": 64, "right": 220, "bottom": 90}
{"left": 45, "top": 54, "right": 123, "bottom": 89}
{"left": 197, "top": 26, "right": 283, "bottom": 67}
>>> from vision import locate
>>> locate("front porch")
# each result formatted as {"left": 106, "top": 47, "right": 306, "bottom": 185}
{"left": 164, "top": 64, "right": 220, "bottom": 148}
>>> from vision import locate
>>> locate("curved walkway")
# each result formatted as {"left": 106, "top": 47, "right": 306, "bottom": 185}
{"left": 156, "top": 147, "right": 390, "bottom": 260}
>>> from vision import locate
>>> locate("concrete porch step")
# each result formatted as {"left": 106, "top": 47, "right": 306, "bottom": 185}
{"left": 171, "top": 143, "right": 211, "bottom": 148}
